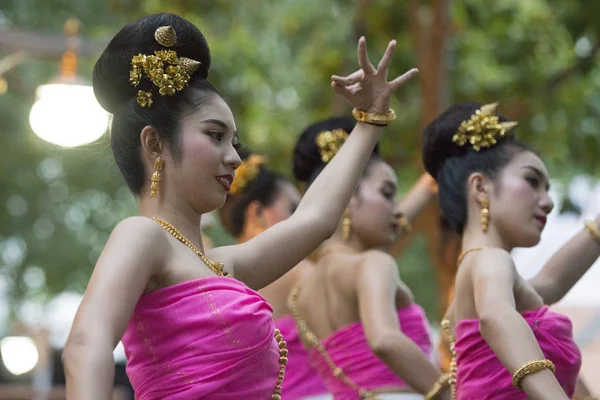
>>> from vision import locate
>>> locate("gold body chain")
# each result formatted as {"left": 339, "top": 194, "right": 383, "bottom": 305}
{"left": 289, "top": 285, "right": 379, "bottom": 399}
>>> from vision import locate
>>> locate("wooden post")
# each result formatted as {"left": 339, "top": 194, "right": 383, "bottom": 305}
{"left": 407, "top": 0, "right": 456, "bottom": 370}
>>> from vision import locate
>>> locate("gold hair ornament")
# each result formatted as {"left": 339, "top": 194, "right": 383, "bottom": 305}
{"left": 129, "top": 26, "right": 201, "bottom": 108}
{"left": 229, "top": 154, "right": 268, "bottom": 195}
{"left": 315, "top": 129, "right": 349, "bottom": 163}
{"left": 452, "top": 103, "right": 518, "bottom": 151}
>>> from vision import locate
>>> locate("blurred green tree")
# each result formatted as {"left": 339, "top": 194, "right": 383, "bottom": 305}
{"left": 0, "top": 0, "right": 599, "bottom": 330}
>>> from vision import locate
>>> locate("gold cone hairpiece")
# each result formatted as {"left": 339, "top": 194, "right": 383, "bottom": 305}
{"left": 129, "top": 26, "right": 202, "bottom": 107}
{"left": 315, "top": 129, "right": 349, "bottom": 163}
{"left": 452, "top": 102, "right": 518, "bottom": 151}
{"left": 155, "top": 26, "right": 177, "bottom": 47}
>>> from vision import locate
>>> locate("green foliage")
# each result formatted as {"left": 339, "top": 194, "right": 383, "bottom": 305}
{"left": 1, "top": 0, "right": 600, "bottom": 323}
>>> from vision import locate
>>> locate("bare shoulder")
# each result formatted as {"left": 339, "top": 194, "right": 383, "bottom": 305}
{"left": 470, "top": 247, "right": 517, "bottom": 280}
{"left": 99, "top": 216, "right": 168, "bottom": 271}
{"left": 108, "top": 216, "right": 167, "bottom": 247}
{"left": 355, "top": 249, "right": 398, "bottom": 278}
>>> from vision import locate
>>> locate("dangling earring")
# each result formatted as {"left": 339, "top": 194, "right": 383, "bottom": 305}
{"left": 343, "top": 209, "right": 352, "bottom": 241}
{"left": 150, "top": 156, "right": 162, "bottom": 197}
{"left": 480, "top": 196, "right": 489, "bottom": 233}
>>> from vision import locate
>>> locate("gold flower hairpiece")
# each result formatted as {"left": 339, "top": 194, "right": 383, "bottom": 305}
{"left": 129, "top": 26, "right": 201, "bottom": 107}
{"left": 230, "top": 154, "right": 268, "bottom": 195}
{"left": 452, "top": 102, "right": 518, "bottom": 151}
{"left": 315, "top": 129, "right": 349, "bottom": 163}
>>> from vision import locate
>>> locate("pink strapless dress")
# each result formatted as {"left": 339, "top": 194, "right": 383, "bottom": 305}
{"left": 277, "top": 315, "right": 328, "bottom": 399}
{"left": 122, "top": 277, "right": 281, "bottom": 399}
{"left": 454, "top": 306, "right": 581, "bottom": 399}
{"left": 311, "top": 303, "right": 433, "bottom": 400}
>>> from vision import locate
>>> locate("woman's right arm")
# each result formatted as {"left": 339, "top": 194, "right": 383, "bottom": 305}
{"left": 356, "top": 251, "right": 448, "bottom": 398}
{"left": 63, "top": 217, "right": 165, "bottom": 399}
{"left": 471, "top": 249, "right": 568, "bottom": 400}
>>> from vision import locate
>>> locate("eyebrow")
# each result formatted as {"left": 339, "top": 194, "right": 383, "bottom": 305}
{"left": 200, "top": 118, "right": 238, "bottom": 136}
{"left": 522, "top": 166, "right": 550, "bottom": 189}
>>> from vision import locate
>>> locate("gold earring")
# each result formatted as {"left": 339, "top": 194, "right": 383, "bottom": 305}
{"left": 150, "top": 156, "right": 162, "bottom": 197}
{"left": 343, "top": 209, "right": 352, "bottom": 241}
{"left": 481, "top": 196, "right": 489, "bottom": 233}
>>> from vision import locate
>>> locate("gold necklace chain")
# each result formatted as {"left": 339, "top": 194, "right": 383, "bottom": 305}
{"left": 455, "top": 247, "right": 484, "bottom": 268}
{"left": 152, "top": 217, "right": 287, "bottom": 398}
{"left": 152, "top": 217, "right": 229, "bottom": 277}
{"left": 441, "top": 247, "right": 484, "bottom": 400}
{"left": 289, "top": 285, "right": 379, "bottom": 400}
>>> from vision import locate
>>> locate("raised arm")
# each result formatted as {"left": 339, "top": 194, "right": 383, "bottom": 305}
{"left": 356, "top": 251, "right": 448, "bottom": 397}
{"left": 396, "top": 173, "right": 437, "bottom": 222}
{"left": 529, "top": 216, "right": 600, "bottom": 305}
{"left": 63, "top": 217, "right": 164, "bottom": 399}
{"left": 472, "top": 249, "right": 568, "bottom": 400}
{"left": 218, "top": 38, "right": 418, "bottom": 289}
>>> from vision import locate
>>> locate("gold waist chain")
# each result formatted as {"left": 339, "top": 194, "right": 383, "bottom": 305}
{"left": 288, "top": 285, "right": 379, "bottom": 400}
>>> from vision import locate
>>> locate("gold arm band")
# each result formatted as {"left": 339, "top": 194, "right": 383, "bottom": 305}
{"left": 352, "top": 108, "right": 396, "bottom": 126}
{"left": 511, "top": 359, "right": 555, "bottom": 389}
{"left": 425, "top": 373, "right": 450, "bottom": 400}
{"left": 584, "top": 220, "right": 600, "bottom": 243}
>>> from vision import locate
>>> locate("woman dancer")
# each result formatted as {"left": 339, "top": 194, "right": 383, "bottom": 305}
{"left": 62, "top": 12, "right": 418, "bottom": 399}
{"left": 424, "top": 102, "right": 599, "bottom": 399}
{"left": 290, "top": 116, "right": 448, "bottom": 400}
{"left": 218, "top": 150, "right": 330, "bottom": 399}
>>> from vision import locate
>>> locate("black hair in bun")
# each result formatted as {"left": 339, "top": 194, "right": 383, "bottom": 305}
{"left": 422, "top": 101, "right": 531, "bottom": 234}
{"left": 293, "top": 116, "right": 380, "bottom": 186}
{"left": 218, "top": 149, "right": 289, "bottom": 237}
{"left": 93, "top": 13, "right": 211, "bottom": 113}
{"left": 93, "top": 13, "right": 220, "bottom": 195}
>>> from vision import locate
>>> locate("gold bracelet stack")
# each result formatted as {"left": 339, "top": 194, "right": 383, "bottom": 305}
{"left": 584, "top": 220, "right": 600, "bottom": 243}
{"left": 511, "top": 359, "right": 555, "bottom": 389}
{"left": 425, "top": 373, "right": 450, "bottom": 400}
{"left": 352, "top": 108, "right": 396, "bottom": 126}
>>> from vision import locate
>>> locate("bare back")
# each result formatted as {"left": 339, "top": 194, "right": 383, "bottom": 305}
{"left": 295, "top": 250, "right": 413, "bottom": 341}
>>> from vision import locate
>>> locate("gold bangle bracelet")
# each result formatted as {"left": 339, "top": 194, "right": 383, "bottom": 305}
{"left": 424, "top": 373, "right": 450, "bottom": 400}
{"left": 512, "top": 359, "right": 555, "bottom": 389}
{"left": 352, "top": 108, "right": 396, "bottom": 126}
{"left": 584, "top": 220, "right": 600, "bottom": 243}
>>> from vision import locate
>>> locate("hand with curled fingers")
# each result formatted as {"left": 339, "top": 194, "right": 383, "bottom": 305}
{"left": 331, "top": 36, "right": 418, "bottom": 114}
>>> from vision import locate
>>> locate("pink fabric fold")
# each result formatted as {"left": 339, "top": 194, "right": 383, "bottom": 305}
{"left": 122, "top": 277, "right": 281, "bottom": 399}
{"left": 311, "top": 303, "right": 433, "bottom": 399}
{"left": 277, "top": 314, "right": 328, "bottom": 399}
{"left": 454, "top": 306, "right": 581, "bottom": 399}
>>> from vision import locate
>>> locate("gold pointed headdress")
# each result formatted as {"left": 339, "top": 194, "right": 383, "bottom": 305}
{"left": 229, "top": 154, "right": 268, "bottom": 195}
{"left": 452, "top": 103, "right": 518, "bottom": 151}
{"left": 129, "top": 26, "right": 202, "bottom": 107}
{"left": 315, "top": 129, "right": 349, "bottom": 163}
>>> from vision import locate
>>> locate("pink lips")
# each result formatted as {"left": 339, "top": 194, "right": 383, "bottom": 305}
{"left": 216, "top": 174, "right": 233, "bottom": 192}
{"left": 535, "top": 216, "right": 547, "bottom": 228}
